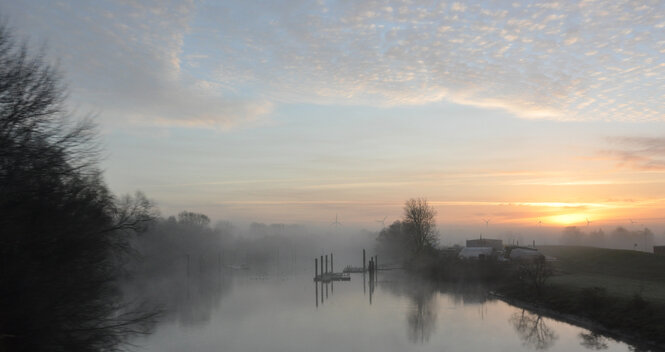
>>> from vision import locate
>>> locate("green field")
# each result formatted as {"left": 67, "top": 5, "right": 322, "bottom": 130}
{"left": 509, "top": 246, "right": 665, "bottom": 346}
{"left": 537, "top": 246, "right": 665, "bottom": 303}
{"left": 537, "top": 246, "right": 665, "bottom": 302}
{"left": 538, "top": 245, "right": 665, "bottom": 279}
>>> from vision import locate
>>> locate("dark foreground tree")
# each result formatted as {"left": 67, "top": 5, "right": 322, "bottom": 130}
{"left": 0, "top": 24, "right": 155, "bottom": 351}
{"left": 402, "top": 198, "right": 438, "bottom": 254}
{"left": 376, "top": 220, "right": 413, "bottom": 264}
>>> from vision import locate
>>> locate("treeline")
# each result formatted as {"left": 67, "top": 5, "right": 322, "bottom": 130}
{"left": 560, "top": 226, "right": 656, "bottom": 251}
{"left": 127, "top": 213, "right": 321, "bottom": 278}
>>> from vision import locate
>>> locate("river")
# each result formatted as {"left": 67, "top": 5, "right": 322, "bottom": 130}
{"left": 130, "top": 268, "right": 638, "bottom": 352}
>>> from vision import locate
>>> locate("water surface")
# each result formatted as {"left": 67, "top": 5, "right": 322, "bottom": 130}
{"left": 132, "top": 269, "right": 638, "bottom": 352}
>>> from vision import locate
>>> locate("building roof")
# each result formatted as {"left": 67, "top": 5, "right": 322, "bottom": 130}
{"left": 458, "top": 247, "right": 493, "bottom": 259}
{"left": 509, "top": 247, "right": 543, "bottom": 259}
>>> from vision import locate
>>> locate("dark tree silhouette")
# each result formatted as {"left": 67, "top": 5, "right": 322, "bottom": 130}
{"left": 178, "top": 211, "right": 211, "bottom": 227}
{"left": 0, "top": 24, "right": 155, "bottom": 351}
{"left": 376, "top": 220, "right": 413, "bottom": 263}
{"left": 402, "top": 198, "right": 438, "bottom": 254}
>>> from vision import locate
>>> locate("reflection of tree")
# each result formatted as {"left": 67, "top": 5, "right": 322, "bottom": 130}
{"left": 407, "top": 290, "right": 437, "bottom": 343}
{"left": 509, "top": 310, "right": 558, "bottom": 350}
{"left": 579, "top": 332, "right": 608, "bottom": 350}
{"left": 381, "top": 272, "right": 494, "bottom": 345}
{"left": 123, "top": 269, "right": 232, "bottom": 327}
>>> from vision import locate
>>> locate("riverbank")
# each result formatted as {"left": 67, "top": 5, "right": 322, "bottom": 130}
{"left": 498, "top": 246, "right": 665, "bottom": 350}
{"left": 489, "top": 290, "right": 665, "bottom": 352}
{"left": 411, "top": 245, "right": 665, "bottom": 350}
{"left": 495, "top": 283, "right": 665, "bottom": 350}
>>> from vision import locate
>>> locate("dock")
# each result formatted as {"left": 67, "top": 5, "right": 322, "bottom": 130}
{"left": 314, "top": 249, "right": 381, "bottom": 282}
{"left": 314, "top": 252, "right": 352, "bottom": 282}
{"left": 314, "top": 272, "right": 350, "bottom": 282}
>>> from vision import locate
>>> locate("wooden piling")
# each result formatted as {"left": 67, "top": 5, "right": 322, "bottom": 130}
{"left": 331, "top": 253, "right": 334, "bottom": 273}
{"left": 315, "top": 258, "right": 318, "bottom": 279}
{"left": 325, "top": 254, "right": 328, "bottom": 274}
{"left": 363, "top": 249, "right": 366, "bottom": 272}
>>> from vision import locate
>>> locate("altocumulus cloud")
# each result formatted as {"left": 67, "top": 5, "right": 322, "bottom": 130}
{"left": 4, "top": 0, "right": 665, "bottom": 127}
{"left": 2, "top": 0, "right": 273, "bottom": 129}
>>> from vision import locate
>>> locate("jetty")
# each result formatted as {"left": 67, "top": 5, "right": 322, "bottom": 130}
{"left": 314, "top": 252, "right": 352, "bottom": 282}
{"left": 314, "top": 249, "right": 382, "bottom": 282}
{"left": 314, "top": 272, "right": 350, "bottom": 282}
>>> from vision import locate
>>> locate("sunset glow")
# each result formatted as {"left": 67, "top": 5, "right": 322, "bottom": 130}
{"left": 3, "top": 1, "right": 664, "bottom": 235}
{"left": 547, "top": 214, "right": 591, "bottom": 227}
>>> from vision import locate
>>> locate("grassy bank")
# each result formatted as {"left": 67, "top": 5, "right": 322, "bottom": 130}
{"left": 409, "top": 245, "right": 665, "bottom": 347}
{"left": 499, "top": 246, "right": 665, "bottom": 347}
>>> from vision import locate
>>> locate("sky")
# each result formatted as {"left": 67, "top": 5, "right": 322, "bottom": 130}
{"left": 3, "top": 0, "right": 665, "bottom": 234}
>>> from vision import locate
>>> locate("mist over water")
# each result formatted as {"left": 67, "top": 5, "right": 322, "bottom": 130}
{"left": 130, "top": 268, "right": 636, "bottom": 352}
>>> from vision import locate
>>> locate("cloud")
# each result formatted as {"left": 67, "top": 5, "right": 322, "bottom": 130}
{"left": 601, "top": 136, "right": 665, "bottom": 170}
{"left": 5, "top": 0, "right": 665, "bottom": 124}
{"left": 193, "top": 0, "right": 665, "bottom": 121}
{"left": 3, "top": 0, "right": 272, "bottom": 129}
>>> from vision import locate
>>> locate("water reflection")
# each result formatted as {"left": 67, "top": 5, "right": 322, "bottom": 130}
{"left": 135, "top": 270, "right": 639, "bottom": 352}
{"left": 315, "top": 281, "right": 336, "bottom": 307}
{"left": 379, "top": 274, "right": 439, "bottom": 343}
{"left": 123, "top": 265, "right": 233, "bottom": 326}
{"left": 509, "top": 310, "right": 559, "bottom": 350}
{"left": 406, "top": 289, "right": 437, "bottom": 343}
{"left": 369, "top": 273, "right": 375, "bottom": 305}
{"left": 579, "top": 332, "right": 609, "bottom": 350}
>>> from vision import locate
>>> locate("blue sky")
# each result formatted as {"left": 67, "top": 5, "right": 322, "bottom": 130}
{"left": 3, "top": 0, "right": 665, "bottom": 231}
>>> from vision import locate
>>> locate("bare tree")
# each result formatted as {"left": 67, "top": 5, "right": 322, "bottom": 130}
{"left": 516, "top": 255, "right": 554, "bottom": 296}
{"left": 402, "top": 198, "right": 438, "bottom": 254}
{"left": 0, "top": 23, "right": 156, "bottom": 351}
{"left": 178, "top": 211, "right": 211, "bottom": 227}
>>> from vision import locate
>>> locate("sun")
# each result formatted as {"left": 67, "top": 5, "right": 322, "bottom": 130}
{"left": 547, "top": 213, "right": 589, "bottom": 226}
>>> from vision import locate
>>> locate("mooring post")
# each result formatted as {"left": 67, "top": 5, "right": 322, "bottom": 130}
{"left": 325, "top": 254, "right": 328, "bottom": 274}
{"left": 331, "top": 253, "right": 334, "bottom": 273}
{"left": 315, "top": 258, "right": 318, "bottom": 280}
{"left": 363, "top": 249, "right": 366, "bottom": 272}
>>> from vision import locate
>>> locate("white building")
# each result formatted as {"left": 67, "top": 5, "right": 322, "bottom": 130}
{"left": 458, "top": 247, "right": 494, "bottom": 260}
